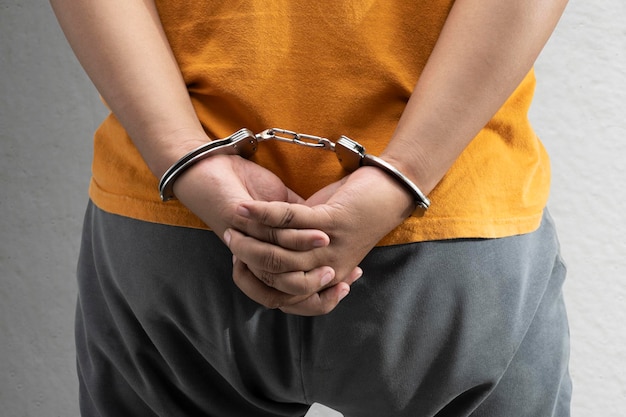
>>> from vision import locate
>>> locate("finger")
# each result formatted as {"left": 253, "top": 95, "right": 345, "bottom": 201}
{"left": 245, "top": 264, "right": 336, "bottom": 296}
{"left": 279, "top": 268, "right": 363, "bottom": 316}
{"left": 279, "top": 282, "right": 351, "bottom": 316}
{"left": 225, "top": 228, "right": 320, "bottom": 273}
{"left": 232, "top": 257, "right": 309, "bottom": 309}
{"left": 285, "top": 187, "right": 307, "bottom": 205}
{"left": 343, "top": 266, "right": 364, "bottom": 286}
{"left": 305, "top": 177, "right": 348, "bottom": 206}
{"left": 238, "top": 201, "right": 333, "bottom": 230}
{"left": 232, "top": 207, "right": 330, "bottom": 250}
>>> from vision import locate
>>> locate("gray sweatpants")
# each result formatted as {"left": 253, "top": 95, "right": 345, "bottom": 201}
{"left": 76, "top": 201, "right": 571, "bottom": 416}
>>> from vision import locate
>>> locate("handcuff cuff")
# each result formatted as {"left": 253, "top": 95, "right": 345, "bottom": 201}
{"left": 158, "top": 127, "right": 430, "bottom": 210}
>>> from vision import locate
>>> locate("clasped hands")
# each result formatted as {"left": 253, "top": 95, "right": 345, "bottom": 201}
{"left": 174, "top": 155, "right": 415, "bottom": 316}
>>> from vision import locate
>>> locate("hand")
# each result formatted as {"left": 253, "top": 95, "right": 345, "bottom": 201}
{"left": 172, "top": 154, "right": 352, "bottom": 309}
{"left": 173, "top": 154, "right": 308, "bottom": 239}
{"left": 226, "top": 165, "right": 416, "bottom": 315}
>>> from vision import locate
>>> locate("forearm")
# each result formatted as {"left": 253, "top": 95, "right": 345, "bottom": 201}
{"left": 50, "top": 0, "right": 207, "bottom": 177}
{"left": 381, "top": 0, "right": 568, "bottom": 195}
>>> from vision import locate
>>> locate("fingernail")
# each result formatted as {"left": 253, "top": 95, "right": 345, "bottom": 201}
{"left": 355, "top": 267, "right": 364, "bottom": 280}
{"left": 313, "top": 238, "right": 328, "bottom": 248}
{"left": 320, "top": 271, "right": 334, "bottom": 286}
{"left": 338, "top": 287, "right": 350, "bottom": 302}
{"left": 236, "top": 205, "right": 250, "bottom": 218}
{"left": 223, "top": 229, "right": 231, "bottom": 246}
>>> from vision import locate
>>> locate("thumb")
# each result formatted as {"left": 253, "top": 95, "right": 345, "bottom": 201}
{"left": 238, "top": 200, "right": 332, "bottom": 230}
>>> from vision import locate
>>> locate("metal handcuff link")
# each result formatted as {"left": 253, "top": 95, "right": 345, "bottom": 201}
{"left": 159, "top": 128, "right": 430, "bottom": 210}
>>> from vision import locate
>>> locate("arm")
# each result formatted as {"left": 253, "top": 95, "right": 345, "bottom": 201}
{"left": 51, "top": 0, "right": 350, "bottom": 308}
{"left": 380, "top": 0, "right": 570, "bottom": 194}
{"left": 49, "top": 0, "right": 205, "bottom": 176}
{"left": 226, "top": 0, "right": 569, "bottom": 315}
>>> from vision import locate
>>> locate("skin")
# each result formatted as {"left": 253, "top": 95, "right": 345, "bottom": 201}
{"left": 49, "top": 0, "right": 361, "bottom": 311}
{"left": 50, "top": 0, "right": 568, "bottom": 316}
{"left": 224, "top": 0, "right": 569, "bottom": 315}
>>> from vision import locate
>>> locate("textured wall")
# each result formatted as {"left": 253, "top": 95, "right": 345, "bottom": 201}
{"left": 1, "top": 1, "right": 624, "bottom": 416}
{"left": 1, "top": 2, "right": 105, "bottom": 416}
{"left": 529, "top": 2, "right": 626, "bottom": 415}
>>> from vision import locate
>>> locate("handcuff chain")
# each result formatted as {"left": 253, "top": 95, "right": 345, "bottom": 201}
{"left": 256, "top": 128, "right": 335, "bottom": 152}
{"left": 159, "top": 126, "right": 430, "bottom": 209}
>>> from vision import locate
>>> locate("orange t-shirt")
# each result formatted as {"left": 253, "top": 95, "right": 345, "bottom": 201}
{"left": 89, "top": 0, "right": 550, "bottom": 246}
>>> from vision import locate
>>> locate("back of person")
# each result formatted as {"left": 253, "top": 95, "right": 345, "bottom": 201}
{"left": 90, "top": 0, "right": 549, "bottom": 244}
{"left": 50, "top": 0, "right": 572, "bottom": 416}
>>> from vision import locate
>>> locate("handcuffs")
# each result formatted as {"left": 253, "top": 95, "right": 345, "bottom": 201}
{"left": 159, "top": 128, "right": 430, "bottom": 210}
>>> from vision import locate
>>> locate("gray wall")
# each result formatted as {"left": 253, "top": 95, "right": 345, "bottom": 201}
{"left": 1, "top": 1, "right": 625, "bottom": 416}
{"left": 1, "top": 2, "right": 107, "bottom": 416}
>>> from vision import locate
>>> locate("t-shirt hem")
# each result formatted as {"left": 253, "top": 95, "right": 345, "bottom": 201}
{"left": 90, "top": 178, "right": 545, "bottom": 246}
{"left": 376, "top": 213, "right": 543, "bottom": 246}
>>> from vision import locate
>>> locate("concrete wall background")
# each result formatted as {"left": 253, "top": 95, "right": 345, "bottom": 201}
{"left": 1, "top": 1, "right": 624, "bottom": 416}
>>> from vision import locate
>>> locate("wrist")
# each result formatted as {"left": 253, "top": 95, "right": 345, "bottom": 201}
{"left": 379, "top": 146, "right": 436, "bottom": 194}
{"left": 159, "top": 129, "right": 258, "bottom": 201}
{"left": 334, "top": 136, "right": 430, "bottom": 211}
{"left": 361, "top": 154, "right": 430, "bottom": 211}
{"left": 355, "top": 166, "right": 417, "bottom": 220}
{"left": 139, "top": 128, "right": 211, "bottom": 180}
